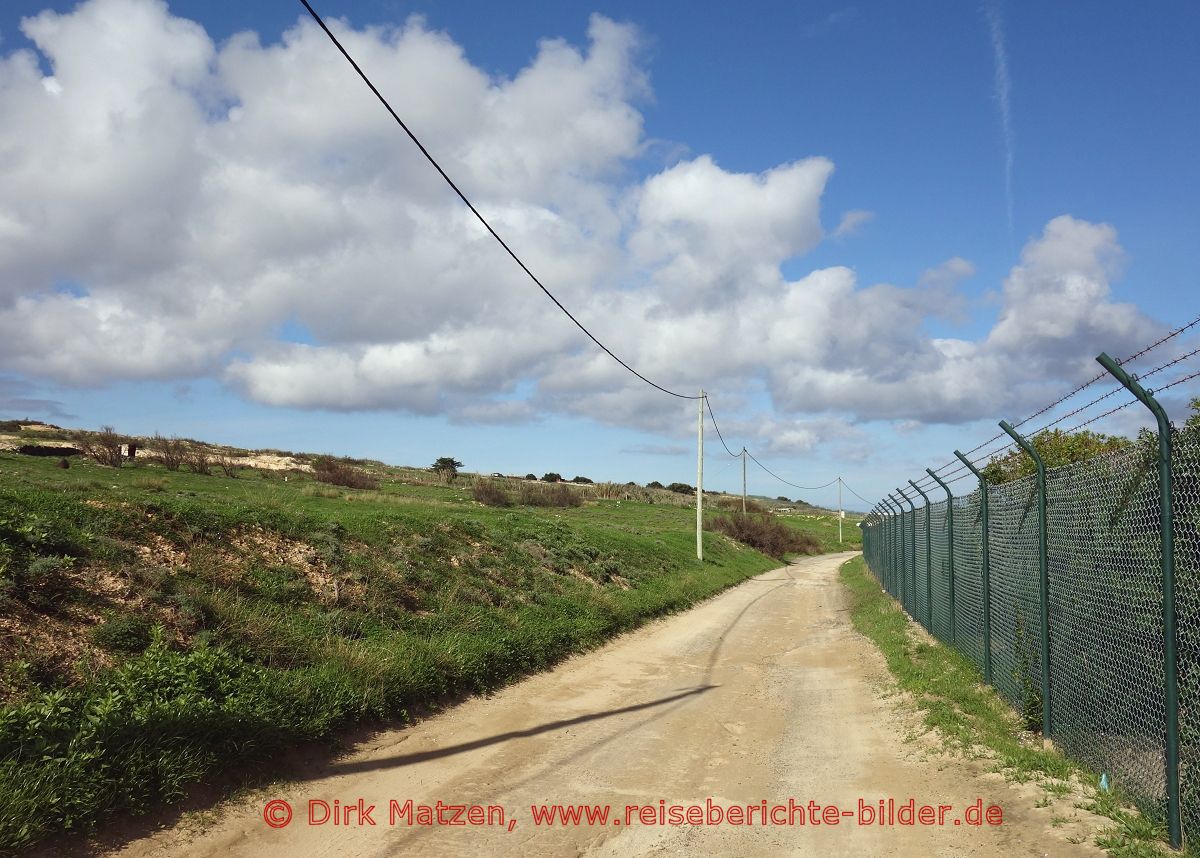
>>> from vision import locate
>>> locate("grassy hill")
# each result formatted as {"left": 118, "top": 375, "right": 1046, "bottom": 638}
{"left": 0, "top": 430, "right": 856, "bottom": 851}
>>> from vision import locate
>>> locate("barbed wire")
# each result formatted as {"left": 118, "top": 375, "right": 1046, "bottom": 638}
{"left": 1155, "top": 368, "right": 1200, "bottom": 396}
{"left": 925, "top": 314, "right": 1200, "bottom": 479}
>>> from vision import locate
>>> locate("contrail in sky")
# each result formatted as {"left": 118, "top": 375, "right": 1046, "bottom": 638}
{"left": 984, "top": 1, "right": 1014, "bottom": 231}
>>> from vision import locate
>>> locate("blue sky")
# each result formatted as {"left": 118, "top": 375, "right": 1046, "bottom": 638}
{"left": 0, "top": 0, "right": 1197, "bottom": 510}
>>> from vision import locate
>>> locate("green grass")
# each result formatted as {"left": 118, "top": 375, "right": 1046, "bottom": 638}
{"left": 0, "top": 453, "right": 789, "bottom": 850}
{"left": 839, "top": 555, "right": 1170, "bottom": 857}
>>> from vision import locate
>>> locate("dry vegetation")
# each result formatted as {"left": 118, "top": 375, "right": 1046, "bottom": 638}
{"left": 711, "top": 512, "right": 820, "bottom": 559}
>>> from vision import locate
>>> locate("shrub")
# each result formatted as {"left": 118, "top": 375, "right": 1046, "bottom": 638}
{"left": 90, "top": 615, "right": 153, "bottom": 654}
{"left": 715, "top": 495, "right": 768, "bottom": 514}
{"left": 647, "top": 481, "right": 664, "bottom": 489}
{"left": 570, "top": 476, "right": 593, "bottom": 484}
{"left": 187, "top": 447, "right": 212, "bottom": 476}
{"left": 214, "top": 454, "right": 240, "bottom": 478}
{"left": 541, "top": 472, "right": 562, "bottom": 483}
{"left": 313, "top": 457, "right": 379, "bottom": 490}
{"left": 666, "top": 482, "right": 693, "bottom": 494}
{"left": 519, "top": 482, "right": 582, "bottom": 507}
{"left": 153, "top": 434, "right": 187, "bottom": 471}
{"left": 524, "top": 473, "right": 537, "bottom": 481}
{"left": 711, "top": 513, "right": 819, "bottom": 559}
{"left": 777, "top": 496, "right": 790, "bottom": 502}
{"left": 74, "top": 426, "right": 127, "bottom": 468}
{"left": 472, "top": 479, "right": 511, "bottom": 507}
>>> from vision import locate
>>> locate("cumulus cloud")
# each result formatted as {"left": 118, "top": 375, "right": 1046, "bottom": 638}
{"left": 0, "top": 0, "right": 1168, "bottom": 451}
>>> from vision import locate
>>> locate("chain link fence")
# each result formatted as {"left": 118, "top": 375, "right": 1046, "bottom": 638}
{"left": 861, "top": 432, "right": 1200, "bottom": 845}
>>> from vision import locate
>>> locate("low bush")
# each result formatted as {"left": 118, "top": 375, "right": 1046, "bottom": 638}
{"left": 715, "top": 495, "right": 768, "bottom": 514}
{"left": 90, "top": 615, "right": 154, "bottom": 654}
{"left": 153, "top": 434, "right": 187, "bottom": 472}
{"left": 214, "top": 455, "right": 240, "bottom": 478}
{"left": 313, "top": 457, "right": 379, "bottom": 490}
{"left": 74, "top": 426, "right": 127, "bottom": 468}
{"left": 541, "top": 472, "right": 562, "bottom": 483}
{"left": 187, "top": 447, "right": 213, "bottom": 476}
{"left": 711, "top": 513, "right": 819, "bottom": 559}
{"left": 472, "top": 479, "right": 511, "bottom": 507}
{"left": 666, "top": 482, "right": 693, "bottom": 495}
{"left": 519, "top": 482, "right": 583, "bottom": 508}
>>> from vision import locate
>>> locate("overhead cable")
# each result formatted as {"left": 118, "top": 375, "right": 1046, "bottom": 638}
{"left": 299, "top": 0, "right": 700, "bottom": 401}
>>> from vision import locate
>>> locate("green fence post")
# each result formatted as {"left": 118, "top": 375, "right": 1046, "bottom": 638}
{"left": 999, "top": 419, "right": 1052, "bottom": 742}
{"left": 909, "top": 480, "right": 933, "bottom": 631}
{"left": 897, "top": 487, "right": 917, "bottom": 619}
{"left": 1097, "top": 352, "right": 1182, "bottom": 850}
{"left": 954, "top": 450, "right": 992, "bottom": 685}
{"left": 889, "top": 493, "right": 907, "bottom": 608}
{"left": 925, "top": 468, "right": 956, "bottom": 647}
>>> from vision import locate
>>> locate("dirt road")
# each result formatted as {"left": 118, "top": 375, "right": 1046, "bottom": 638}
{"left": 113, "top": 552, "right": 1100, "bottom": 857}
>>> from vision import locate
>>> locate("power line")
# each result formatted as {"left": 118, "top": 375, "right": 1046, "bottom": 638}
{"left": 703, "top": 396, "right": 743, "bottom": 458}
{"left": 298, "top": 0, "right": 700, "bottom": 401}
{"left": 744, "top": 450, "right": 839, "bottom": 491}
{"left": 840, "top": 478, "right": 874, "bottom": 507}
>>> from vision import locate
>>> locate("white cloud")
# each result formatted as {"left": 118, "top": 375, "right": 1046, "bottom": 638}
{"left": 832, "top": 209, "right": 874, "bottom": 239}
{"left": 0, "top": 0, "right": 1168, "bottom": 456}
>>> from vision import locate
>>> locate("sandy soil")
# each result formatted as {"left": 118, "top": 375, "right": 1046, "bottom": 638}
{"left": 108, "top": 552, "right": 1105, "bottom": 858}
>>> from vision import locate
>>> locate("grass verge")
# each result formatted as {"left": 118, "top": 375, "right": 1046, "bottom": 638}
{"left": 838, "top": 555, "right": 1170, "bottom": 858}
{"left": 0, "top": 452, "right": 786, "bottom": 852}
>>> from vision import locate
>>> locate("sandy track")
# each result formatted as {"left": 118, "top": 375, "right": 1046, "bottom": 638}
{"left": 112, "top": 552, "right": 1100, "bottom": 857}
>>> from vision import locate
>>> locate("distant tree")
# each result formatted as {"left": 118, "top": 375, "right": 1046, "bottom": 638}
{"left": 432, "top": 457, "right": 464, "bottom": 484}
{"left": 666, "top": 482, "right": 693, "bottom": 494}
{"left": 571, "top": 475, "right": 593, "bottom": 484}
{"left": 646, "top": 481, "right": 664, "bottom": 489}
{"left": 524, "top": 473, "right": 538, "bottom": 481}
{"left": 541, "top": 472, "right": 562, "bottom": 483}
{"left": 777, "top": 496, "right": 790, "bottom": 503}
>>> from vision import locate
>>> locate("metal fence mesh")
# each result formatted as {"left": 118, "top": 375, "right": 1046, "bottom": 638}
{"left": 1045, "top": 444, "right": 1165, "bottom": 807}
{"left": 953, "top": 491, "right": 985, "bottom": 667}
{"left": 929, "top": 500, "right": 952, "bottom": 641}
{"left": 1176, "top": 433, "right": 1200, "bottom": 838}
{"left": 914, "top": 505, "right": 928, "bottom": 627}
{"left": 860, "top": 429, "right": 1200, "bottom": 844}
{"left": 984, "top": 476, "right": 1042, "bottom": 717}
